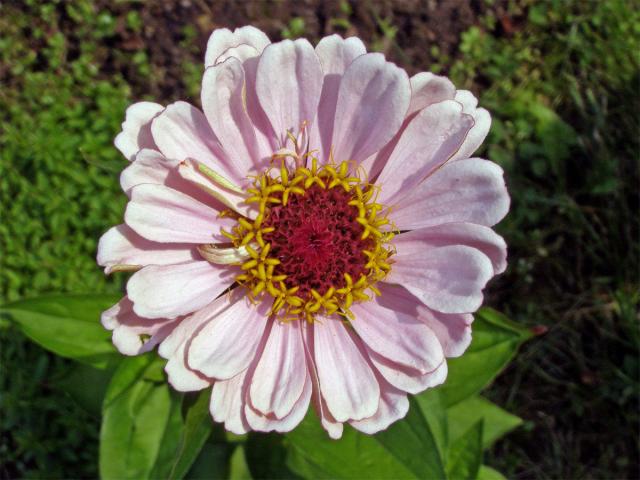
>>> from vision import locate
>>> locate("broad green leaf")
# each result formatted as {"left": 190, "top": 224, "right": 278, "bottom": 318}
{"left": 167, "top": 390, "right": 214, "bottom": 480}
{"left": 447, "top": 396, "right": 522, "bottom": 449}
{"left": 229, "top": 445, "right": 253, "bottom": 480}
{"left": 439, "top": 308, "right": 531, "bottom": 407}
{"left": 0, "top": 294, "right": 120, "bottom": 368}
{"left": 246, "top": 433, "right": 299, "bottom": 479}
{"left": 185, "top": 441, "right": 234, "bottom": 480}
{"left": 287, "top": 396, "right": 446, "bottom": 479}
{"left": 414, "top": 389, "right": 448, "bottom": 461}
{"left": 446, "top": 420, "right": 483, "bottom": 480}
{"left": 56, "top": 362, "right": 118, "bottom": 417}
{"left": 477, "top": 465, "right": 507, "bottom": 480}
{"left": 100, "top": 355, "right": 182, "bottom": 480}
{"left": 148, "top": 393, "right": 185, "bottom": 480}
{"left": 103, "top": 353, "right": 155, "bottom": 407}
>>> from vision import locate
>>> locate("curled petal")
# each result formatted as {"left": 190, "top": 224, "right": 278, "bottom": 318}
{"left": 97, "top": 224, "right": 196, "bottom": 274}
{"left": 369, "top": 351, "right": 448, "bottom": 394}
{"left": 349, "top": 375, "right": 409, "bottom": 435}
{"left": 408, "top": 72, "right": 456, "bottom": 117}
{"left": 376, "top": 100, "right": 474, "bottom": 205}
{"left": 101, "top": 297, "right": 177, "bottom": 356}
{"left": 210, "top": 370, "right": 251, "bottom": 435}
{"left": 205, "top": 26, "right": 270, "bottom": 67}
{"left": 114, "top": 102, "right": 163, "bottom": 161}
{"left": 450, "top": 90, "right": 491, "bottom": 161}
{"left": 120, "top": 149, "right": 178, "bottom": 195}
{"left": 245, "top": 372, "right": 312, "bottom": 433}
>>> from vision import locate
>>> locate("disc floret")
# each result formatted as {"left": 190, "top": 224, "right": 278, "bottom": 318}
{"left": 222, "top": 157, "right": 395, "bottom": 322}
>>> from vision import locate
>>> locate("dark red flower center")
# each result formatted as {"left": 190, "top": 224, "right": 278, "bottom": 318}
{"left": 263, "top": 185, "right": 373, "bottom": 300}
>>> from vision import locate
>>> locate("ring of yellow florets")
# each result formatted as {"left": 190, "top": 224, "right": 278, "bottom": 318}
{"left": 221, "top": 157, "right": 396, "bottom": 323}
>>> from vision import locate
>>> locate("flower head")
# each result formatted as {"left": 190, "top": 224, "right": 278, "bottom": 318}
{"left": 98, "top": 26, "right": 509, "bottom": 438}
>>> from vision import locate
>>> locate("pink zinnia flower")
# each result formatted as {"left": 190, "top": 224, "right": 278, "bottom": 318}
{"left": 98, "top": 26, "right": 509, "bottom": 438}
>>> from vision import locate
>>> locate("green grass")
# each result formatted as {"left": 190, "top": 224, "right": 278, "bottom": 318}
{"left": 1, "top": 0, "right": 638, "bottom": 478}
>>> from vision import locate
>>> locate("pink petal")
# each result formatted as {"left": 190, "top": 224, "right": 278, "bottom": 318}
{"left": 125, "top": 184, "right": 234, "bottom": 244}
{"left": 331, "top": 53, "right": 410, "bottom": 164}
{"left": 314, "top": 318, "right": 380, "bottom": 422}
{"left": 451, "top": 90, "right": 491, "bottom": 161}
{"left": 256, "top": 39, "right": 323, "bottom": 145}
{"left": 161, "top": 299, "right": 236, "bottom": 391}
{"left": 349, "top": 375, "right": 409, "bottom": 435}
{"left": 245, "top": 372, "right": 312, "bottom": 433}
{"left": 101, "top": 296, "right": 177, "bottom": 356}
{"left": 361, "top": 72, "right": 457, "bottom": 179}
{"left": 187, "top": 296, "right": 269, "bottom": 380}
{"left": 310, "top": 34, "right": 366, "bottom": 162}
{"left": 165, "top": 339, "right": 214, "bottom": 392}
{"left": 158, "top": 295, "right": 233, "bottom": 360}
{"left": 150, "top": 101, "right": 244, "bottom": 185}
{"left": 376, "top": 283, "right": 473, "bottom": 358}
{"left": 369, "top": 350, "right": 448, "bottom": 394}
{"left": 349, "top": 300, "right": 443, "bottom": 374}
{"left": 97, "top": 224, "right": 196, "bottom": 274}
{"left": 120, "top": 149, "right": 178, "bottom": 195}
{"left": 408, "top": 72, "right": 456, "bottom": 117}
{"left": 376, "top": 100, "right": 474, "bottom": 205}
{"left": 126, "top": 260, "right": 235, "bottom": 319}
{"left": 121, "top": 149, "right": 233, "bottom": 210}
{"left": 303, "top": 324, "right": 344, "bottom": 439}
{"left": 216, "top": 44, "right": 259, "bottom": 65}
{"left": 389, "top": 157, "right": 509, "bottom": 229}
{"left": 249, "top": 320, "right": 307, "bottom": 419}
{"left": 114, "top": 102, "right": 163, "bottom": 161}
{"left": 205, "top": 26, "right": 270, "bottom": 67}
{"left": 241, "top": 55, "right": 278, "bottom": 160}
{"left": 202, "top": 58, "right": 262, "bottom": 176}
{"left": 394, "top": 223, "right": 507, "bottom": 275}
{"left": 388, "top": 243, "right": 494, "bottom": 314}
{"left": 210, "top": 370, "right": 251, "bottom": 435}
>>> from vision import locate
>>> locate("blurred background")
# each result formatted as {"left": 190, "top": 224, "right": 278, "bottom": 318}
{"left": 0, "top": 0, "right": 638, "bottom": 478}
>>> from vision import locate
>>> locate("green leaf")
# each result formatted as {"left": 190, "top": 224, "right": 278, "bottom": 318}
{"left": 0, "top": 294, "right": 120, "bottom": 368}
{"left": 286, "top": 396, "right": 446, "bottom": 479}
{"left": 229, "top": 445, "right": 253, "bottom": 480}
{"left": 245, "top": 433, "right": 299, "bottom": 479}
{"left": 477, "top": 465, "right": 507, "bottom": 480}
{"left": 184, "top": 440, "right": 234, "bottom": 480}
{"left": 56, "top": 361, "right": 118, "bottom": 417}
{"left": 447, "top": 396, "right": 523, "bottom": 449}
{"left": 99, "top": 354, "right": 182, "bottom": 480}
{"left": 446, "top": 420, "right": 483, "bottom": 480}
{"left": 167, "top": 390, "right": 213, "bottom": 480}
{"left": 414, "top": 389, "right": 448, "bottom": 461}
{"left": 439, "top": 308, "right": 531, "bottom": 407}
